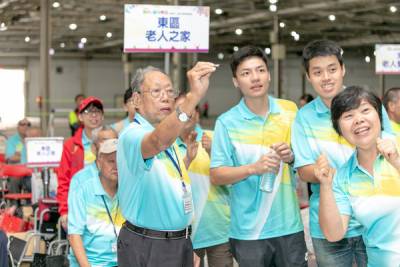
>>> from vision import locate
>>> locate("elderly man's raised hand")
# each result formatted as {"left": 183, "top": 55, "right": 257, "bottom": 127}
{"left": 187, "top": 62, "right": 218, "bottom": 100}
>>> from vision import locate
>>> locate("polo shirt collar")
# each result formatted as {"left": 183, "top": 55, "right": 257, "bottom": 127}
{"left": 349, "top": 149, "right": 384, "bottom": 177}
{"left": 315, "top": 97, "right": 330, "bottom": 115}
{"left": 89, "top": 164, "right": 107, "bottom": 196}
{"left": 82, "top": 130, "right": 92, "bottom": 146}
{"left": 238, "top": 95, "right": 281, "bottom": 120}
{"left": 135, "top": 113, "right": 154, "bottom": 129}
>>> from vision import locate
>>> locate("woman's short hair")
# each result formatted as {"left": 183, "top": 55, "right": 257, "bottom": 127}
{"left": 331, "top": 86, "right": 382, "bottom": 135}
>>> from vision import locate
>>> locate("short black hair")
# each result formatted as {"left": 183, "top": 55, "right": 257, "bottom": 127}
{"left": 75, "top": 94, "right": 85, "bottom": 102}
{"left": 302, "top": 40, "right": 343, "bottom": 75}
{"left": 331, "top": 86, "right": 382, "bottom": 135}
{"left": 300, "top": 93, "right": 314, "bottom": 103}
{"left": 123, "top": 87, "right": 134, "bottom": 104}
{"left": 382, "top": 87, "right": 400, "bottom": 111}
{"left": 230, "top": 45, "right": 269, "bottom": 77}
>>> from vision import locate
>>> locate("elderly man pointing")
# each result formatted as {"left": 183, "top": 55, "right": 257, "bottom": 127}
{"left": 117, "top": 62, "right": 217, "bottom": 267}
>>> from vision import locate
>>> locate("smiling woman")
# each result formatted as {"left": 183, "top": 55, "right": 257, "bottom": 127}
{"left": 316, "top": 86, "right": 400, "bottom": 266}
{"left": 0, "top": 68, "right": 25, "bottom": 128}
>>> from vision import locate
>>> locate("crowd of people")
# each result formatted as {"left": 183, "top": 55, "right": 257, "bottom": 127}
{"left": 1, "top": 39, "right": 400, "bottom": 267}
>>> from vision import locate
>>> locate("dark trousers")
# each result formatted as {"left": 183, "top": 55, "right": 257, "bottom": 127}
{"left": 312, "top": 236, "right": 367, "bottom": 267}
{"left": 117, "top": 225, "right": 193, "bottom": 267}
{"left": 0, "top": 230, "right": 8, "bottom": 267}
{"left": 229, "top": 231, "right": 308, "bottom": 267}
{"left": 194, "top": 242, "right": 233, "bottom": 267}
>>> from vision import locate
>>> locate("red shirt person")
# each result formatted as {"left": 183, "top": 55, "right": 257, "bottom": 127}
{"left": 57, "top": 96, "right": 104, "bottom": 230}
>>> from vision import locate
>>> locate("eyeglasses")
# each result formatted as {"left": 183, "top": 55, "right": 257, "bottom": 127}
{"left": 141, "top": 88, "right": 178, "bottom": 99}
{"left": 18, "top": 122, "right": 31, "bottom": 127}
{"left": 83, "top": 108, "right": 103, "bottom": 116}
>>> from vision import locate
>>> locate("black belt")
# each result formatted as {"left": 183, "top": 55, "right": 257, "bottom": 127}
{"left": 124, "top": 221, "right": 191, "bottom": 239}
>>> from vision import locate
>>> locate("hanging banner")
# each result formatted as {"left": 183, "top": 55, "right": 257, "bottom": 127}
{"left": 375, "top": 44, "right": 400, "bottom": 74}
{"left": 124, "top": 4, "right": 210, "bottom": 53}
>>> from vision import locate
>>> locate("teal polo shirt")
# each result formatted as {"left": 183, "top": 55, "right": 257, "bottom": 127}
{"left": 5, "top": 133, "right": 26, "bottom": 164}
{"left": 291, "top": 96, "right": 392, "bottom": 239}
{"left": 210, "top": 96, "right": 303, "bottom": 240}
{"left": 117, "top": 113, "right": 193, "bottom": 231}
{"left": 333, "top": 132, "right": 400, "bottom": 266}
{"left": 68, "top": 164, "right": 123, "bottom": 267}
{"left": 82, "top": 130, "right": 95, "bottom": 166}
{"left": 176, "top": 126, "right": 230, "bottom": 249}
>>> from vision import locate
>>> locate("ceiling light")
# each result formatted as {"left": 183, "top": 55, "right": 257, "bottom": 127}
{"left": 99, "top": 14, "right": 107, "bottom": 21}
{"left": 217, "top": 53, "right": 224, "bottom": 60}
{"left": 265, "top": 47, "right": 271, "bottom": 55}
{"left": 269, "top": 0, "right": 278, "bottom": 4}
{"left": 279, "top": 22, "right": 285, "bottom": 28}
{"left": 328, "top": 14, "right": 336, "bottom": 21}
{"left": 60, "top": 42, "right": 65, "bottom": 48}
{"left": 269, "top": 4, "right": 277, "bottom": 12}
{"left": 52, "top": 2, "right": 60, "bottom": 8}
{"left": 80, "top": 37, "right": 87, "bottom": 44}
{"left": 390, "top": 6, "right": 397, "bottom": 13}
{"left": 215, "top": 8, "right": 223, "bottom": 15}
{"left": 290, "top": 31, "right": 297, "bottom": 37}
{"left": 0, "top": 22, "right": 7, "bottom": 31}
{"left": 233, "top": 46, "right": 239, "bottom": 52}
{"left": 69, "top": 23, "right": 77, "bottom": 30}
{"left": 365, "top": 56, "right": 371, "bottom": 63}
{"left": 235, "top": 28, "right": 243, "bottom": 35}
{"left": 78, "top": 42, "right": 84, "bottom": 49}
{"left": 106, "top": 32, "right": 112, "bottom": 38}
{"left": 24, "top": 36, "right": 30, "bottom": 42}
{"left": 373, "top": 50, "right": 376, "bottom": 56}
{"left": 294, "top": 35, "right": 300, "bottom": 41}
{"left": 49, "top": 48, "right": 55, "bottom": 56}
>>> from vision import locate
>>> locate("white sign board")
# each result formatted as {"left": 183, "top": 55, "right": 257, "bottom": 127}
{"left": 375, "top": 44, "right": 400, "bottom": 74}
{"left": 25, "top": 137, "right": 64, "bottom": 168}
{"left": 124, "top": 4, "right": 210, "bottom": 53}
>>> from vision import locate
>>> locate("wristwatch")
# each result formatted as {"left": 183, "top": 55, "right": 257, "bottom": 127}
{"left": 176, "top": 106, "right": 191, "bottom": 122}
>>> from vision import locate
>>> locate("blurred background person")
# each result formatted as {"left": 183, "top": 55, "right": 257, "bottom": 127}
{"left": 111, "top": 87, "right": 137, "bottom": 135}
{"left": 299, "top": 93, "right": 314, "bottom": 108}
{"left": 383, "top": 87, "right": 400, "bottom": 135}
{"left": 175, "top": 94, "right": 232, "bottom": 267}
{"left": 69, "top": 94, "right": 85, "bottom": 136}
{"left": 57, "top": 96, "right": 104, "bottom": 231}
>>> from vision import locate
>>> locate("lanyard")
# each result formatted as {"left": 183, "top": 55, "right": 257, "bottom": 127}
{"left": 165, "top": 146, "right": 182, "bottom": 177}
{"left": 101, "top": 195, "right": 119, "bottom": 239}
{"left": 164, "top": 146, "right": 187, "bottom": 192}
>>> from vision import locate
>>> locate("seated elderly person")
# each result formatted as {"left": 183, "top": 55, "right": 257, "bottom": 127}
{"left": 68, "top": 126, "right": 123, "bottom": 267}
{"left": 5, "top": 118, "right": 31, "bottom": 198}
{"left": 316, "top": 86, "right": 400, "bottom": 266}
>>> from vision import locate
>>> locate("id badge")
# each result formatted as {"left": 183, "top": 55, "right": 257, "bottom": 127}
{"left": 111, "top": 242, "right": 117, "bottom": 253}
{"left": 182, "top": 191, "right": 193, "bottom": 214}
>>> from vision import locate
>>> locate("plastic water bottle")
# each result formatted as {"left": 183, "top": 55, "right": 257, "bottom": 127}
{"left": 260, "top": 172, "right": 276, "bottom": 193}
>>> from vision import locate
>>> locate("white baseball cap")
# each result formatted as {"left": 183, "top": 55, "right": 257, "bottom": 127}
{"left": 98, "top": 138, "right": 118, "bottom": 154}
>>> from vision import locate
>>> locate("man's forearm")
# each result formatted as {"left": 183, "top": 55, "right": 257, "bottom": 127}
{"left": 142, "top": 93, "right": 202, "bottom": 159}
{"left": 210, "top": 164, "right": 256, "bottom": 185}
{"left": 69, "top": 234, "right": 91, "bottom": 267}
{"left": 297, "top": 164, "right": 321, "bottom": 183}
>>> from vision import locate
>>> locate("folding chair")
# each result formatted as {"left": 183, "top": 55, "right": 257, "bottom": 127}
{"left": 1, "top": 164, "right": 32, "bottom": 206}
